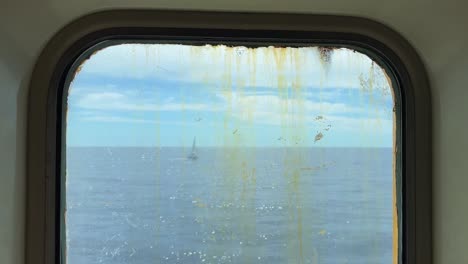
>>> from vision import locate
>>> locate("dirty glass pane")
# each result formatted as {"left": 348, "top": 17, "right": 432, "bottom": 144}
{"left": 66, "top": 43, "right": 397, "bottom": 264}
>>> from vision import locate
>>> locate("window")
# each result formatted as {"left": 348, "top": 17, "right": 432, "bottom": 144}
{"left": 26, "top": 11, "right": 432, "bottom": 264}
{"left": 65, "top": 43, "right": 397, "bottom": 263}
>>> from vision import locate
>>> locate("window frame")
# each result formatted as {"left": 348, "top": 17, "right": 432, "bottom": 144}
{"left": 26, "top": 10, "right": 432, "bottom": 264}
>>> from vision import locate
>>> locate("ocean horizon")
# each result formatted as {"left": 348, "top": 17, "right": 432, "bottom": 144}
{"left": 66, "top": 147, "right": 394, "bottom": 263}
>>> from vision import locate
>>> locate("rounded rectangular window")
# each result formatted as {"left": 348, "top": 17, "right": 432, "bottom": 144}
{"left": 65, "top": 42, "right": 399, "bottom": 263}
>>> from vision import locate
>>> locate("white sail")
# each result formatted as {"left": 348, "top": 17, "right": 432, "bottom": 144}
{"left": 188, "top": 136, "right": 198, "bottom": 160}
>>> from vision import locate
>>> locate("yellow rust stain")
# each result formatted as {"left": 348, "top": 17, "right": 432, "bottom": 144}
{"left": 176, "top": 44, "right": 393, "bottom": 263}
{"left": 186, "top": 44, "right": 317, "bottom": 262}
{"left": 354, "top": 53, "right": 399, "bottom": 263}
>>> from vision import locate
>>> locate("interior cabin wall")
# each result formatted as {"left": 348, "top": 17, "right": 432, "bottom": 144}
{"left": 1, "top": 1, "right": 468, "bottom": 263}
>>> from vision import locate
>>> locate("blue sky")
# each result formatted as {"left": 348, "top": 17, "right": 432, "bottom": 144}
{"left": 67, "top": 44, "right": 394, "bottom": 147}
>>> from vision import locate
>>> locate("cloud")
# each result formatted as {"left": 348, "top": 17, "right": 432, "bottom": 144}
{"left": 326, "top": 115, "right": 393, "bottom": 131}
{"left": 215, "top": 92, "right": 383, "bottom": 118}
{"left": 71, "top": 87, "right": 392, "bottom": 132}
{"left": 75, "top": 91, "right": 219, "bottom": 112}
{"left": 228, "top": 108, "right": 392, "bottom": 129}
{"left": 78, "top": 113, "right": 223, "bottom": 127}
{"left": 80, "top": 115, "right": 157, "bottom": 123}
{"left": 207, "top": 91, "right": 393, "bottom": 137}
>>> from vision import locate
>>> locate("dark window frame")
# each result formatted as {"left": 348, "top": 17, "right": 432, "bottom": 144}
{"left": 26, "top": 10, "right": 432, "bottom": 264}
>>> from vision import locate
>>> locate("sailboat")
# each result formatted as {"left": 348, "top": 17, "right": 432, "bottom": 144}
{"left": 187, "top": 136, "right": 198, "bottom": 160}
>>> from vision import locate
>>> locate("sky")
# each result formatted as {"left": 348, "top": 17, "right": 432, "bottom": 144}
{"left": 66, "top": 44, "right": 394, "bottom": 147}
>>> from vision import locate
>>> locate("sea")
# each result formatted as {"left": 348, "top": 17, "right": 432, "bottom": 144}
{"left": 66, "top": 147, "right": 394, "bottom": 264}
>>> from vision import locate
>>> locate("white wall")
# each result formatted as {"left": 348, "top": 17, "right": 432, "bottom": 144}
{"left": 1, "top": 0, "right": 468, "bottom": 263}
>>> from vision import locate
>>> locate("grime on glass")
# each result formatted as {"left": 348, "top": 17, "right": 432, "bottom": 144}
{"left": 65, "top": 43, "right": 397, "bottom": 264}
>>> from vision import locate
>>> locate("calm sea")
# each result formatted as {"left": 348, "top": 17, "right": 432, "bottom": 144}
{"left": 66, "top": 147, "right": 393, "bottom": 264}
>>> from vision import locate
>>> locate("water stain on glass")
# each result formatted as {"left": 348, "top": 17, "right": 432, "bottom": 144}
{"left": 65, "top": 43, "right": 397, "bottom": 264}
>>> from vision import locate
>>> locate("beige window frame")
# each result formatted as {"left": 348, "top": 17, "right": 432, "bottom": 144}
{"left": 26, "top": 10, "right": 432, "bottom": 264}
